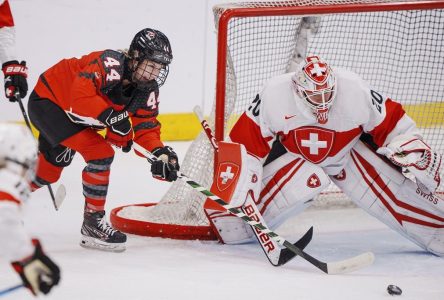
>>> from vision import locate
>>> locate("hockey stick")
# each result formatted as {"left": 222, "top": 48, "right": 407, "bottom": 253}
{"left": 15, "top": 93, "right": 66, "bottom": 210}
{"left": 134, "top": 141, "right": 374, "bottom": 274}
{"left": 0, "top": 284, "right": 23, "bottom": 297}
{"left": 193, "top": 105, "right": 313, "bottom": 266}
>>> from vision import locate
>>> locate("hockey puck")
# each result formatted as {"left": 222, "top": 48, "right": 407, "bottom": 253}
{"left": 387, "top": 284, "right": 402, "bottom": 295}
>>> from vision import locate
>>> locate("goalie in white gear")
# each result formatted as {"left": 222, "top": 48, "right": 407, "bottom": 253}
{"left": 0, "top": 123, "right": 60, "bottom": 296}
{"left": 206, "top": 55, "right": 444, "bottom": 256}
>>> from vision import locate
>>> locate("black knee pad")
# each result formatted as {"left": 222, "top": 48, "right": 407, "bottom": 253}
{"left": 38, "top": 135, "right": 76, "bottom": 167}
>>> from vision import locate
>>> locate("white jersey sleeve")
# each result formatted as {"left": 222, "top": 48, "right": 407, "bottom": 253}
{"left": 0, "top": 201, "right": 34, "bottom": 261}
{"left": 0, "top": 0, "right": 17, "bottom": 63}
{"left": 356, "top": 75, "right": 422, "bottom": 147}
{"left": 0, "top": 169, "right": 34, "bottom": 261}
{"left": 229, "top": 91, "right": 277, "bottom": 161}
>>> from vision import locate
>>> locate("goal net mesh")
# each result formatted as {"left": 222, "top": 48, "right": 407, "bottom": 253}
{"left": 121, "top": 1, "right": 444, "bottom": 230}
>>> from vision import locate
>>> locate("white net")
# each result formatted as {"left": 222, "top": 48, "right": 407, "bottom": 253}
{"left": 125, "top": 0, "right": 444, "bottom": 230}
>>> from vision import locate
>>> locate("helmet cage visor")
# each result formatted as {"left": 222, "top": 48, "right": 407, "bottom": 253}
{"left": 132, "top": 58, "right": 169, "bottom": 88}
{"left": 301, "top": 86, "right": 335, "bottom": 111}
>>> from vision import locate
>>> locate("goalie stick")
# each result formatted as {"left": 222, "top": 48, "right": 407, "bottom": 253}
{"left": 193, "top": 105, "right": 312, "bottom": 266}
{"left": 16, "top": 93, "right": 66, "bottom": 211}
{"left": 133, "top": 141, "right": 374, "bottom": 274}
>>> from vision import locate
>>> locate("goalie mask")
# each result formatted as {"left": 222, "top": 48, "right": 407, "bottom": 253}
{"left": 128, "top": 28, "right": 173, "bottom": 88}
{"left": 0, "top": 124, "right": 38, "bottom": 182}
{"left": 292, "top": 56, "right": 336, "bottom": 124}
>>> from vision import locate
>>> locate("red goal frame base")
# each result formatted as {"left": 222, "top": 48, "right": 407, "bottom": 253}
{"left": 110, "top": 203, "right": 218, "bottom": 240}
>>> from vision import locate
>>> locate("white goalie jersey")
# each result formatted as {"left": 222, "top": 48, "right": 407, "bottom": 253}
{"left": 214, "top": 66, "right": 444, "bottom": 254}
{"left": 230, "top": 67, "right": 433, "bottom": 181}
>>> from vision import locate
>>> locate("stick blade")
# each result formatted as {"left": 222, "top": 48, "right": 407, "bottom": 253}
{"left": 326, "top": 251, "right": 375, "bottom": 275}
{"left": 276, "top": 226, "right": 313, "bottom": 266}
{"left": 54, "top": 184, "right": 66, "bottom": 210}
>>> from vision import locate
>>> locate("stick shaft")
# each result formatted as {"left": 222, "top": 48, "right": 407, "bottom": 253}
{"left": 0, "top": 284, "right": 23, "bottom": 297}
{"left": 134, "top": 142, "right": 373, "bottom": 274}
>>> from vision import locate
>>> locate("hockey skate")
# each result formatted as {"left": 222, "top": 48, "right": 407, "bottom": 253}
{"left": 80, "top": 210, "right": 127, "bottom": 252}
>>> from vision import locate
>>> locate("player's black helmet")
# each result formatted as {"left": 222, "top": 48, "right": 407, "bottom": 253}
{"left": 128, "top": 28, "right": 173, "bottom": 88}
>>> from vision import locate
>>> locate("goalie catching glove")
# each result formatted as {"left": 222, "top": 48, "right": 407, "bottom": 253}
{"left": 11, "top": 239, "right": 61, "bottom": 296}
{"left": 150, "top": 146, "right": 180, "bottom": 182}
{"left": 97, "top": 108, "right": 133, "bottom": 152}
{"left": 377, "top": 134, "right": 442, "bottom": 193}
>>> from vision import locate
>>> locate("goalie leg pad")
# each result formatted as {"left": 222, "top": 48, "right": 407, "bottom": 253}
{"left": 208, "top": 151, "right": 330, "bottom": 244}
{"left": 334, "top": 141, "right": 444, "bottom": 256}
{"left": 259, "top": 153, "right": 330, "bottom": 230}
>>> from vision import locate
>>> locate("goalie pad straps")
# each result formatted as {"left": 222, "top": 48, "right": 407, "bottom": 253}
{"left": 377, "top": 134, "right": 442, "bottom": 193}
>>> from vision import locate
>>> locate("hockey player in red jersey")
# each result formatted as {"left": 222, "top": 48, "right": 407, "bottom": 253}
{"left": 0, "top": 123, "right": 60, "bottom": 296}
{"left": 207, "top": 55, "right": 444, "bottom": 256}
{"left": 27, "top": 28, "right": 180, "bottom": 252}
{"left": 0, "top": 0, "right": 28, "bottom": 102}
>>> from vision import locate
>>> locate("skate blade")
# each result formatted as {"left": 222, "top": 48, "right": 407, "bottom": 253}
{"left": 80, "top": 235, "right": 126, "bottom": 253}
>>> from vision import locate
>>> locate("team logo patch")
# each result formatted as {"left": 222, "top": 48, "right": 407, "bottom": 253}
{"left": 333, "top": 169, "right": 346, "bottom": 181}
{"left": 304, "top": 61, "right": 329, "bottom": 85}
{"left": 294, "top": 127, "right": 334, "bottom": 164}
{"left": 307, "top": 173, "right": 321, "bottom": 188}
{"left": 216, "top": 162, "right": 240, "bottom": 192}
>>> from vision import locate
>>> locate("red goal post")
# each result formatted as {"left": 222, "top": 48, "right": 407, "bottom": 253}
{"left": 213, "top": 0, "right": 444, "bottom": 141}
{"left": 111, "top": 0, "right": 444, "bottom": 239}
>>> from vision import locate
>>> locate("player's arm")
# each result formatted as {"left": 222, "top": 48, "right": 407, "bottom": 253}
{"left": 130, "top": 90, "right": 179, "bottom": 182}
{"left": 362, "top": 85, "right": 442, "bottom": 193}
{"left": 0, "top": 0, "right": 28, "bottom": 102}
{"left": 229, "top": 93, "right": 275, "bottom": 160}
{"left": 0, "top": 0, "right": 16, "bottom": 63}
{"left": 0, "top": 198, "right": 60, "bottom": 296}
{"left": 67, "top": 54, "right": 134, "bottom": 152}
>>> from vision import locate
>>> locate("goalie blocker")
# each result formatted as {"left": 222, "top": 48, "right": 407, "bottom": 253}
{"left": 207, "top": 140, "right": 444, "bottom": 256}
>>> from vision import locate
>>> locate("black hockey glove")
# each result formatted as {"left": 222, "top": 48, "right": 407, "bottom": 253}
{"left": 97, "top": 108, "right": 133, "bottom": 152}
{"left": 150, "top": 146, "right": 180, "bottom": 182}
{"left": 2, "top": 60, "right": 28, "bottom": 102}
{"left": 11, "top": 239, "right": 61, "bottom": 296}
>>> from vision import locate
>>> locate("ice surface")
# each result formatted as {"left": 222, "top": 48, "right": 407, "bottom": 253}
{"left": 1, "top": 141, "right": 443, "bottom": 300}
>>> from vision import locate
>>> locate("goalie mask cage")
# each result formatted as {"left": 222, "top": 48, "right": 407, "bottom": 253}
{"left": 111, "top": 0, "right": 444, "bottom": 240}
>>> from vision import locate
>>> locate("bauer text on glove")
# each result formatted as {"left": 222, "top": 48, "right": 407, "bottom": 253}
{"left": 97, "top": 108, "right": 133, "bottom": 152}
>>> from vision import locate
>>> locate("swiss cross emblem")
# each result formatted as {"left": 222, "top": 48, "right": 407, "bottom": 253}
{"left": 304, "top": 61, "right": 329, "bottom": 85}
{"left": 216, "top": 162, "right": 240, "bottom": 192}
{"left": 307, "top": 173, "right": 321, "bottom": 188}
{"left": 333, "top": 169, "right": 346, "bottom": 181}
{"left": 294, "top": 127, "right": 334, "bottom": 164}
